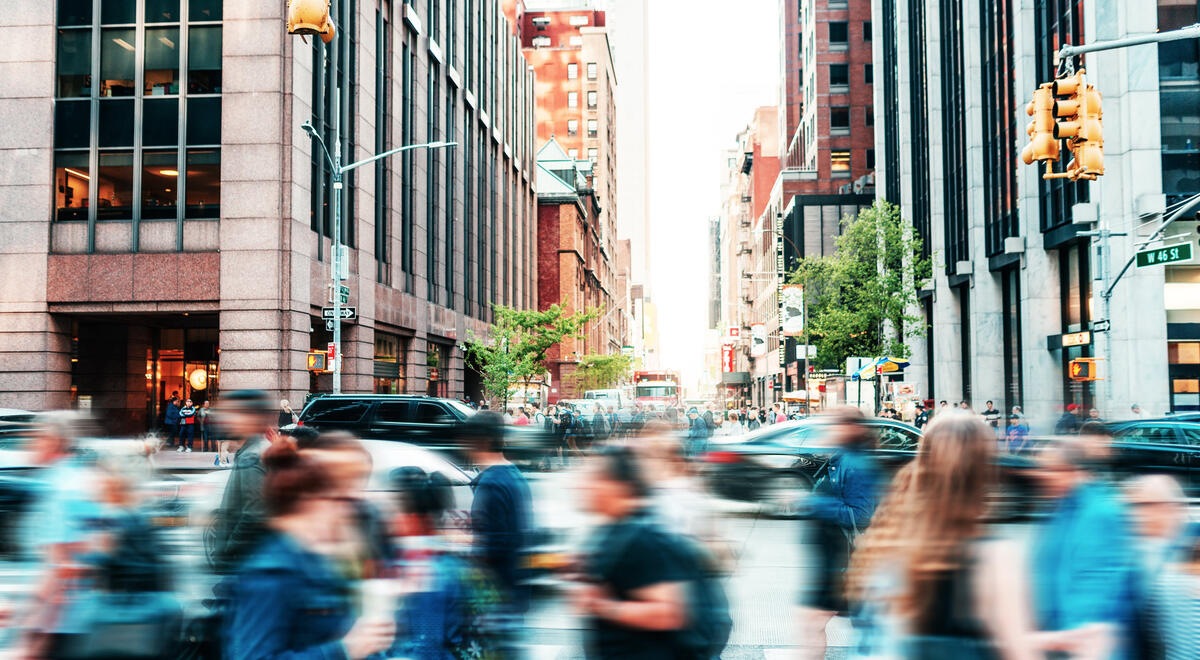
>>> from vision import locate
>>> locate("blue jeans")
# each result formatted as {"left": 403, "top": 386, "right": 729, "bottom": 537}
{"left": 179, "top": 424, "right": 194, "bottom": 450}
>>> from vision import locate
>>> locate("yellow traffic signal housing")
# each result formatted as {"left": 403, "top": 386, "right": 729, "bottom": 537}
{"left": 1067, "top": 358, "right": 1099, "bottom": 381}
{"left": 288, "top": 0, "right": 336, "bottom": 43}
{"left": 307, "top": 350, "right": 329, "bottom": 372}
{"left": 1021, "top": 85, "right": 1060, "bottom": 166}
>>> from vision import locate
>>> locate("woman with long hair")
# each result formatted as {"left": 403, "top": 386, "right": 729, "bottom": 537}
{"left": 846, "top": 411, "right": 1042, "bottom": 660}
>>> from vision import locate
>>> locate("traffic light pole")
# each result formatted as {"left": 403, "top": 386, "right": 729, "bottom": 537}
{"left": 1057, "top": 23, "right": 1200, "bottom": 70}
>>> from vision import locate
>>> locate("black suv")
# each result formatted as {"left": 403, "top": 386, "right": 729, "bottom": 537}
{"left": 297, "top": 395, "right": 477, "bottom": 452}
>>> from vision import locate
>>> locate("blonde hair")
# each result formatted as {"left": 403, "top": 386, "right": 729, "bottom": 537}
{"left": 845, "top": 412, "right": 996, "bottom": 627}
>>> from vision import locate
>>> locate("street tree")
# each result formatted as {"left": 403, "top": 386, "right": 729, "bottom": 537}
{"left": 569, "top": 353, "right": 633, "bottom": 393}
{"left": 463, "top": 304, "right": 597, "bottom": 409}
{"left": 788, "top": 201, "right": 932, "bottom": 371}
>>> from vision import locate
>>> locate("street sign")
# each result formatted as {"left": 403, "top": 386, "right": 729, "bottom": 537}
{"left": 325, "top": 319, "right": 335, "bottom": 331}
{"left": 306, "top": 351, "right": 328, "bottom": 372}
{"left": 322, "top": 306, "right": 356, "bottom": 320}
{"left": 1091, "top": 319, "right": 1111, "bottom": 332}
{"left": 1062, "top": 330, "right": 1091, "bottom": 347}
{"left": 1136, "top": 242, "right": 1192, "bottom": 267}
{"left": 338, "top": 285, "right": 350, "bottom": 304}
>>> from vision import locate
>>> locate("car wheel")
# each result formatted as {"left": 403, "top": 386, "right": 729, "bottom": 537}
{"left": 762, "top": 471, "right": 812, "bottom": 519}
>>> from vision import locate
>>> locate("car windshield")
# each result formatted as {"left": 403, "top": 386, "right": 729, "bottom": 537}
{"left": 636, "top": 386, "right": 676, "bottom": 398}
{"left": 742, "top": 421, "right": 818, "bottom": 447}
{"left": 444, "top": 399, "right": 476, "bottom": 419}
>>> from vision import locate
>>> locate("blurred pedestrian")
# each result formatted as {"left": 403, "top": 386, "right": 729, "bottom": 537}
{"left": 223, "top": 443, "right": 394, "bottom": 659}
{"left": 277, "top": 399, "right": 298, "bottom": 429}
{"left": 1087, "top": 407, "right": 1103, "bottom": 423}
{"left": 702, "top": 405, "right": 716, "bottom": 436}
{"left": 1124, "top": 475, "right": 1190, "bottom": 660}
{"left": 1129, "top": 404, "right": 1145, "bottom": 419}
{"left": 747, "top": 408, "right": 762, "bottom": 431}
{"left": 772, "top": 403, "right": 787, "bottom": 424}
{"left": 514, "top": 407, "right": 530, "bottom": 426}
{"left": 846, "top": 412, "right": 1042, "bottom": 659}
{"left": 718, "top": 411, "right": 742, "bottom": 438}
{"left": 210, "top": 390, "right": 276, "bottom": 573}
{"left": 463, "top": 412, "right": 532, "bottom": 615}
{"left": 683, "top": 407, "right": 707, "bottom": 458}
{"left": 1153, "top": 528, "right": 1200, "bottom": 660}
{"left": 796, "top": 407, "right": 880, "bottom": 660}
{"left": 576, "top": 446, "right": 692, "bottom": 659}
{"left": 163, "top": 392, "right": 181, "bottom": 448}
{"left": 198, "top": 399, "right": 213, "bottom": 452}
{"left": 1032, "top": 439, "right": 1138, "bottom": 659}
{"left": 913, "top": 400, "right": 932, "bottom": 430}
{"left": 1054, "top": 404, "right": 1082, "bottom": 434}
{"left": 177, "top": 397, "right": 196, "bottom": 453}
{"left": 390, "top": 469, "right": 503, "bottom": 659}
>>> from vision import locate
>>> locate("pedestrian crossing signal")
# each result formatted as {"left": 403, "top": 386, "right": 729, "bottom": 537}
{"left": 307, "top": 351, "right": 329, "bottom": 372}
{"left": 1067, "top": 358, "right": 1099, "bottom": 381}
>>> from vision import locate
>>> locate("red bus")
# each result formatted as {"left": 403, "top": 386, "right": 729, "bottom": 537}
{"left": 633, "top": 370, "right": 681, "bottom": 410}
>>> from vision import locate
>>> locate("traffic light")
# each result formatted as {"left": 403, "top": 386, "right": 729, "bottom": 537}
{"left": 287, "top": 0, "right": 336, "bottom": 44}
{"left": 1051, "top": 70, "right": 1105, "bottom": 181}
{"left": 1067, "top": 358, "right": 1099, "bottom": 381}
{"left": 1021, "top": 84, "right": 1060, "bottom": 166}
{"left": 307, "top": 350, "right": 329, "bottom": 372}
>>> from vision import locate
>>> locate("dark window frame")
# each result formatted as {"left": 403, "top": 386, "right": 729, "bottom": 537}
{"left": 981, "top": 0, "right": 1019, "bottom": 259}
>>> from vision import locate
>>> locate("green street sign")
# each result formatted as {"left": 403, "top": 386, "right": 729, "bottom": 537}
{"left": 339, "top": 285, "right": 350, "bottom": 304}
{"left": 1136, "top": 242, "right": 1192, "bottom": 268}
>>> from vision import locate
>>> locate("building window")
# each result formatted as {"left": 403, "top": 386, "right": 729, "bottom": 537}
{"left": 881, "top": 0, "right": 900, "bottom": 204}
{"left": 940, "top": 0, "right": 969, "bottom": 275}
{"left": 427, "top": 0, "right": 439, "bottom": 41}
{"left": 865, "top": 64, "right": 873, "bottom": 84}
{"left": 587, "top": 119, "right": 598, "bottom": 138}
{"left": 464, "top": 111, "right": 474, "bottom": 314}
{"left": 831, "top": 150, "right": 851, "bottom": 173}
{"left": 1059, "top": 243, "right": 1093, "bottom": 407}
{"left": 567, "top": 62, "right": 578, "bottom": 79}
{"left": 588, "top": 147, "right": 598, "bottom": 162}
{"left": 829, "top": 64, "right": 849, "bottom": 87}
{"left": 865, "top": 107, "right": 874, "bottom": 126}
{"left": 866, "top": 148, "right": 875, "bottom": 169}
{"left": 830, "top": 106, "right": 850, "bottom": 131}
{"left": 959, "top": 286, "right": 972, "bottom": 403}
{"left": 567, "top": 119, "right": 578, "bottom": 136}
{"left": 587, "top": 90, "right": 597, "bottom": 108}
{"left": 568, "top": 91, "right": 578, "bottom": 108}
{"left": 52, "top": 0, "right": 222, "bottom": 234}
{"left": 427, "top": 63, "right": 441, "bottom": 300}
{"left": 587, "top": 62, "right": 597, "bottom": 80}
{"left": 1001, "top": 268, "right": 1023, "bottom": 408}
{"left": 426, "top": 342, "right": 448, "bottom": 397}
{"left": 568, "top": 148, "right": 578, "bottom": 159}
{"left": 863, "top": 21, "right": 872, "bottom": 41}
{"left": 401, "top": 35, "right": 415, "bottom": 290}
{"left": 909, "top": 0, "right": 931, "bottom": 258}
{"left": 375, "top": 1, "right": 392, "bottom": 284}
{"left": 829, "top": 21, "right": 848, "bottom": 46}
{"left": 373, "top": 332, "right": 406, "bottom": 393}
{"left": 981, "top": 0, "right": 1019, "bottom": 259}
{"left": 311, "top": 0, "right": 358, "bottom": 247}
{"left": 446, "top": 91, "right": 456, "bottom": 306}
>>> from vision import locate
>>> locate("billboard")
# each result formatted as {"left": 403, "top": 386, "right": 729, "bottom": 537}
{"left": 781, "top": 284, "right": 805, "bottom": 336}
{"left": 721, "top": 343, "right": 734, "bottom": 372}
{"left": 750, "top": 323, "right": 768, "bottom": 357}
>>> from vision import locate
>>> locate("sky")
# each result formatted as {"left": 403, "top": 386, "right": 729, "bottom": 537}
{"left": 643, "top": 0, "right": 779, "bottom": 388}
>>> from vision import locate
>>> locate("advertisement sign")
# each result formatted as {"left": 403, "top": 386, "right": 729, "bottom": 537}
{"left": 750, "top": 323, "right": 768, "bottom": 357}
{"left": 721, "top": 344, "right": 734, "bottom": 373}
{"left": 727, "top": 326, "right": 740, "bottom": 340}
{"left": 780, "top": 285, "right": 805, "bottom": 336}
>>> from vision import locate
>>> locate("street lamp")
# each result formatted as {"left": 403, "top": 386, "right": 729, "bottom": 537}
{"left": 301, "top": 122, "right": 455, "bottom": 394}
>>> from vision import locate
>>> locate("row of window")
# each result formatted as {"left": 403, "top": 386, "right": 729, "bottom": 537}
{"left": 826, "top": 20, "right": 871, "bottom": 45}
{"left": 566, "top": 119, "right": 600, "bottom": 137}
{"left": 566, "top": 90, "right": 600, "bottom": 109}
{"left": 52, "top": 0, "right": 222, "bottom": 224}
{"left": 827, "top": 63, "right": 872, "bottom": 87}
{"left": 566, "top": 62, "right": 599, "bottom": 80}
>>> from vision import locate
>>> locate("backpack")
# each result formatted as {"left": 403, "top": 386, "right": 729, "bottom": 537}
{"left": 666, "top": 532, "right": 733, "bottom": 659}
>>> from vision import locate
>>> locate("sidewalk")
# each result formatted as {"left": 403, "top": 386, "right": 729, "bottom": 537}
{"left": 153, "top": 447, "right": 225, "bottom": 471}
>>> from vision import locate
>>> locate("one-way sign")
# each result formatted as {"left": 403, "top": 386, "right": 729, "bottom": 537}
{"left": 322, "top": 306, "right": 357, "bottom": 320}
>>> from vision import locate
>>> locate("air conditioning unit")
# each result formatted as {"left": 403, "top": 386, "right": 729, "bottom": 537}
{"left": 531, "top": 36, "right": 550, "bottom": 47}
{"left": 1072, "top": 202, "right": 1097, "bottom": 225}
{"left": 1004, "top": 236, "right": 1025, "bottom": 254}
{"left": 955, "top": 260, "right": 973, "bottom": 276}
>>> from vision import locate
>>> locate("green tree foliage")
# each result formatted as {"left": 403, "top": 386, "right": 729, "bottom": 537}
{"left": 570, "top": 353, "right": 633, "bottom": 393}
{"left": 788, "top": 201, "right": 932, "bottom": 371}
{"left": 463, "top": 304, "right": 598, "bottom": 408}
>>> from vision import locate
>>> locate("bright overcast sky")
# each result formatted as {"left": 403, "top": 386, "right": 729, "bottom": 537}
{"left": 645, "top": 0, "right": 779, "bottom": 389}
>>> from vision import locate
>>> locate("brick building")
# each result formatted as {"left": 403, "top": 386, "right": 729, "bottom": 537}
{"left": 535, "top": 138, "right": 605, "bottom": 399}
{"left": 515, "top": 4, "right": 624, "bottom": 355}
{"left": 0, "top": 0, "right": 538, "bottom": 430}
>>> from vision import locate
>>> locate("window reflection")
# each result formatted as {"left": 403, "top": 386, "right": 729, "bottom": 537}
{"left": 58, "top": 0, "right": 92, "bottom": 27}
{"left": 186, "top": 149, "right": 220, "bottom": 218}
{"left": 56, "top": 29, "right": 91, "bottom": 97}
{"left": 142, "top": 151, "right": 178, "bottom": 219}
{"left": 188, "top": 0, "right": 221, "bottom": 21}
{"left": 186, "top": 97, "right": 220, "bottom": 145}
{"left": 100, "top": 0, "right": 135, "bottom": 25}
{"left": 54, "top": 152, "right": 90, "bottom": 221}
{"left": 188, "top": 27, "right": 222, "bottom": 94}
{"left": 144, "top": 27, "right": 180, "bottom": 94}
{"left": 144, "top": 0, "right": 179, "bottom": 23}
{"left": 831, "top": 149, "right": 851, "bottom": 172}
{"left": 96, "top": 151, "right": 134, "bottom": 220}
{"left": 55, "top": 100, "right": 91, "bottom": 149}
{"left": 101, "top": 28, "right": 136, "bottom": 96}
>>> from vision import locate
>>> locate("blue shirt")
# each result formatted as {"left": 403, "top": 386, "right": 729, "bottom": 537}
{"left": 470, "top": 464, "right": 531, "bottom": 612}
{"left": 23, "top": 457, "right": 101, "bottom": 558}
{"left": 223, "top": 532, "right": 354, "bottom": 660}
{"left": 1033, "top": 481, "right": 1138, "bottom": 657}
{"left": 807, "top": 448, "right": 879, "bottom": 531}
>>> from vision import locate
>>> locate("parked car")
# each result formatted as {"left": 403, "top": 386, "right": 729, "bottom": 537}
{"left": 584, "top": 389, "right": 625, "bottom": 410}
{"left": 704, "top": 418, "right": 1038, "bottom": 519}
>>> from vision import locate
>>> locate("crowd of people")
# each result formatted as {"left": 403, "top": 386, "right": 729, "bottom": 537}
{"left": 1, "top": 393, "right": 1197, "bottom": 660}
